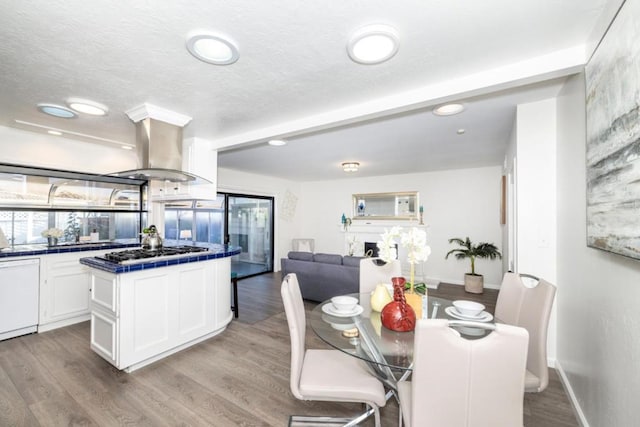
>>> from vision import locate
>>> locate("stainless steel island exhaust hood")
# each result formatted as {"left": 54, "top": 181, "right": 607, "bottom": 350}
{"left": 108, "top": 104, "right": 217, "bottom": 202}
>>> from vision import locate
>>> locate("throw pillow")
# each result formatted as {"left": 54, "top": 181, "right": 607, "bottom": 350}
{"left": 297, "top": 241, "right": 312, "bottom": 252}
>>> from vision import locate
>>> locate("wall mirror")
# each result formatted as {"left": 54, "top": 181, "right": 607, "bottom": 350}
{"left": 352, "top": 191, "right": 419, "bottom": 220}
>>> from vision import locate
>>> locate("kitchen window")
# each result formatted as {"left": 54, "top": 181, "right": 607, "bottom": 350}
{"left": 0, "top": 210, "right": 142, "bottom": 247}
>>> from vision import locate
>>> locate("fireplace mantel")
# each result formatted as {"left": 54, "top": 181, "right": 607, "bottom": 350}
{"left": 343, "top": 221, "right": 425, "bottom": 234}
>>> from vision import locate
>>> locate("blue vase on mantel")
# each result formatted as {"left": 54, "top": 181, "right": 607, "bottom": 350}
{"left": 358, "top": 199, "right": 366, "bottom": 216}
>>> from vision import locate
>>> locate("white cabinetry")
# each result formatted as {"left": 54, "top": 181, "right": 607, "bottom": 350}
{"left": 89, "top": 257, "right": 231, "bottom": 372}
{"left": 39, "top": 249, "right": 112, "bottom": 332}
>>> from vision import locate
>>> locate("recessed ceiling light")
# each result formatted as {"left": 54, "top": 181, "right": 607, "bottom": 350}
{"left": 47, "top": 130, "right": 62, "bottom": 136}
{"left": 457, "top": 129, "right": 466, "bottom": 135}
{"left": 347, "top": 24, "right": 399, "bottom": 65}
{"left": 37, "top": 104, "right": 77, "bottom": 119}
{"left": 121, "top": 145, "right": 134, "bottom": 150}
{"left": 268, "top": 139, "right": 287, "bottom": 146}
{"left": 433, "top": 103, "right": 465, "bottom": 116}
{"left": 67, "top": 98, "right": 109, "bottom": 116}
{"left": 186, "top": 33, "right": 239, "bottom": 65}
{"left": 342, "top": 162, "right": 360, "bottom": 172}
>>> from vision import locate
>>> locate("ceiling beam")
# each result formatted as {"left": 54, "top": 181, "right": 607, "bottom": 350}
{"left": 212, "top": 45, "right": 586, "bottom": 151}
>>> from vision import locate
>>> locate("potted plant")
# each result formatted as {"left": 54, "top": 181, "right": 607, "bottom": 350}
{"left": 445, "top": 237, "right": 502, "bottom": 294}
{"left": 41, "top": 227, "right": 64, "bottom": 246}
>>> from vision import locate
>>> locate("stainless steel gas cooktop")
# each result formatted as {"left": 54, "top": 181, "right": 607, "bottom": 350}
{"left": 96, "top": 245, "right": 209, "bottom": 265}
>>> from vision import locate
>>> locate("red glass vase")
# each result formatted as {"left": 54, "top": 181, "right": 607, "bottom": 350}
{"left": 380, "top": 277, "right": 416, "bottom": 332}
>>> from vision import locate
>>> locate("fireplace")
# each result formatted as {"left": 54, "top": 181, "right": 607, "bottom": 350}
{"left": 364, "top": 241, "right": 398, "bottom": 258}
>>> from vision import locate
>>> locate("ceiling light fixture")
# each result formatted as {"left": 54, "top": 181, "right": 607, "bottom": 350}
{"left": 67, "top": 98, "right": 109, "bottom": 116}
{"left": 342, "top": 162, "right": 360, "bottom": 172}
{"left": 47, "top": 130, "right": 62, "bottom": 136}
{"left": 433, "top": 103, "right": 465, "bottom": 116}
{"left": 37, "top": 103, "right": 77, "bottom": 119}
{"left": 347, "top": 24, "right": 399, "bottom": 64}
{"left": 186, "top": 33, "right": 239, "bottom": 65}
{"left": 457, "top": 128, "right": 466, "bottom": 135}
{"left": 268, "top": 139, "right": 287, "bottom": 146}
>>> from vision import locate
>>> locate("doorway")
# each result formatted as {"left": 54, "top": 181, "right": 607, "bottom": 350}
{"left": 226, "top": 194, "right": 274, "bottom": 278}
{"left": 163, "top": 192, "right": 274, "bottom": 279}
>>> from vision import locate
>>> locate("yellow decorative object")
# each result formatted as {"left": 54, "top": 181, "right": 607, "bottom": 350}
{"left": 370, "top": 284, "right": 392, "bottom": 312}
{"left": 404, "top": 264, "right": 427, "bottom": 319}
{"left": 404, "top": 290, "right": 423, "bottom": 319}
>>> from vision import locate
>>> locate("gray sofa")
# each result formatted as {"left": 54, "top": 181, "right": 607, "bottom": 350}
{"left": 281, "top": 251, "right": 363, "bottom": 302}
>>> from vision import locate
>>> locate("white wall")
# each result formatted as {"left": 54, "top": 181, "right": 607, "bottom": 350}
{"left": 515, "top": 99, "right": 557, "bottom": 282}
{"left": 217, "top": 167, "right": 303, "bottom": 271}
{"left": 0, "top": 126, "right": 136, "bottom": 173}
{"left": 514, "top": 98, "right": 558, "bottom": 365}
{"left": 299, "top": 166, "right": 505, "bottom": 287}
{"left": 503, "top": 121, "right": 517, "bottom": 273}
{"left": 556, "top": 72, "right": 640, "bottom": 426}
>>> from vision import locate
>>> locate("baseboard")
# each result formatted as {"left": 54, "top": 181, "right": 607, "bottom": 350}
{"left": 428, "top": 277, "right": 501, "bottom": 290}
{"left": 555, "top": 360, "right": 590, "bottom": 427}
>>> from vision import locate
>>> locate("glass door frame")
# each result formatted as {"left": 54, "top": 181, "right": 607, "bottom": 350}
{"left": 224, "top": 192, "right": 275, "bottom": 279}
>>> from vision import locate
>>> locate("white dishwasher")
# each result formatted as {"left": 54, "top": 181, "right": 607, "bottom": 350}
{"left": 0, "top": 258, "right": 40, "bottom": 341}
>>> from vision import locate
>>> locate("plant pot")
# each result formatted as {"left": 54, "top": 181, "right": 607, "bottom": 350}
{"left": 464, "top": 273, "right": 484, "bottom": 294}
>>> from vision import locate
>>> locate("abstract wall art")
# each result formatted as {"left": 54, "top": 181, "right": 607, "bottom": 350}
{"left": 585, "top": 0, "right": 640, "bottom": 260}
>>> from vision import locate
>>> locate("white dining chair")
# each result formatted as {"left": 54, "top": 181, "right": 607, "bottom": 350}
{"left": 397, "top": 319, "right": 529, "bottom": 427}
{"left": 495, "top": 272, "right": 557, "bottom": 392}
{"left": 281, "top": 273, "right": 387, "bottom": 427}
{"left": 359, "top": 258, "right": 401, "bottom": 294}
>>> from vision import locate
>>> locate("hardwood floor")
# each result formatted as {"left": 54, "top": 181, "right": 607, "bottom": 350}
{"left": 0, "top": 272, "right": 578, "bottom": 426}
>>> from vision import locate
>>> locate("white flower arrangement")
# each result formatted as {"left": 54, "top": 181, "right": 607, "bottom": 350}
{"left": 376, "top": 226, "right": 431, "bottom": 292}
{"left": 346, "top": 234, "right": 359, "bottom": 256}
{"left": 41, "top": 228, "right": 64, "bottom": 238}
{"left": 401, "top": 227, "right": 432, "bottom": 265}
{"left": 377, "top": 226, "right": 403, "bottom": 263}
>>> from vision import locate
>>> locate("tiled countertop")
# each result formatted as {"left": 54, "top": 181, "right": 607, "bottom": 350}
{"left": 0, "top": 240, "right": 140, "bottom": 259}
{"left": 78, "top": 244, "right": 241, "bottom": 274}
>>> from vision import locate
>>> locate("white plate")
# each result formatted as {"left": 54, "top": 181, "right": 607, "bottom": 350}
{"left": 322, "top": 303, "right": 364, "bottom": 318}
{"left": 449, "top": 305, "right": 486, "bottom": 319}
{"left": 445, "top": 306, "right": 493, "bottom": 322}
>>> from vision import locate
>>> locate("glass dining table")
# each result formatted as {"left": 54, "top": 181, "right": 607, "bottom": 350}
{"left": 309, "top": 292, "right": 495, "bottom": 391}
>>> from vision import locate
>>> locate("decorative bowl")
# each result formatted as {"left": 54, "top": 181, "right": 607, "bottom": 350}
{"left": 452, "top": 300, "right": 485, "bottom": 317}
{"left": 331, "top": 296, "right": 358, "bottom": 313}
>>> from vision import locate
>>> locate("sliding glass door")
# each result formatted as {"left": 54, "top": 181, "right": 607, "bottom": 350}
{"left": 227, "top": 195, "right": 273, "bottom": 278}
{"left": 164, "top": 192, "right": 274, "bottom": 279}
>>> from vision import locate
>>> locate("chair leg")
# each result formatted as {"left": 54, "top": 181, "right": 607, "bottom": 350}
{"left": 288, "top": 404, "right": 378, "bottom": 426}
{"left": 231, "top": 273, "right": 239, "bottom": 318}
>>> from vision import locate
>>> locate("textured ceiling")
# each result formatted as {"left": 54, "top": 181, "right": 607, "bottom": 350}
{"left": 0, "top": 0, "right": 611, "bottom": 180}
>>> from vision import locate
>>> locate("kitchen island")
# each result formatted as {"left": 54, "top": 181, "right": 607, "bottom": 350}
{"left": 80, "top": 244, "right": 241, "bottom": 372}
